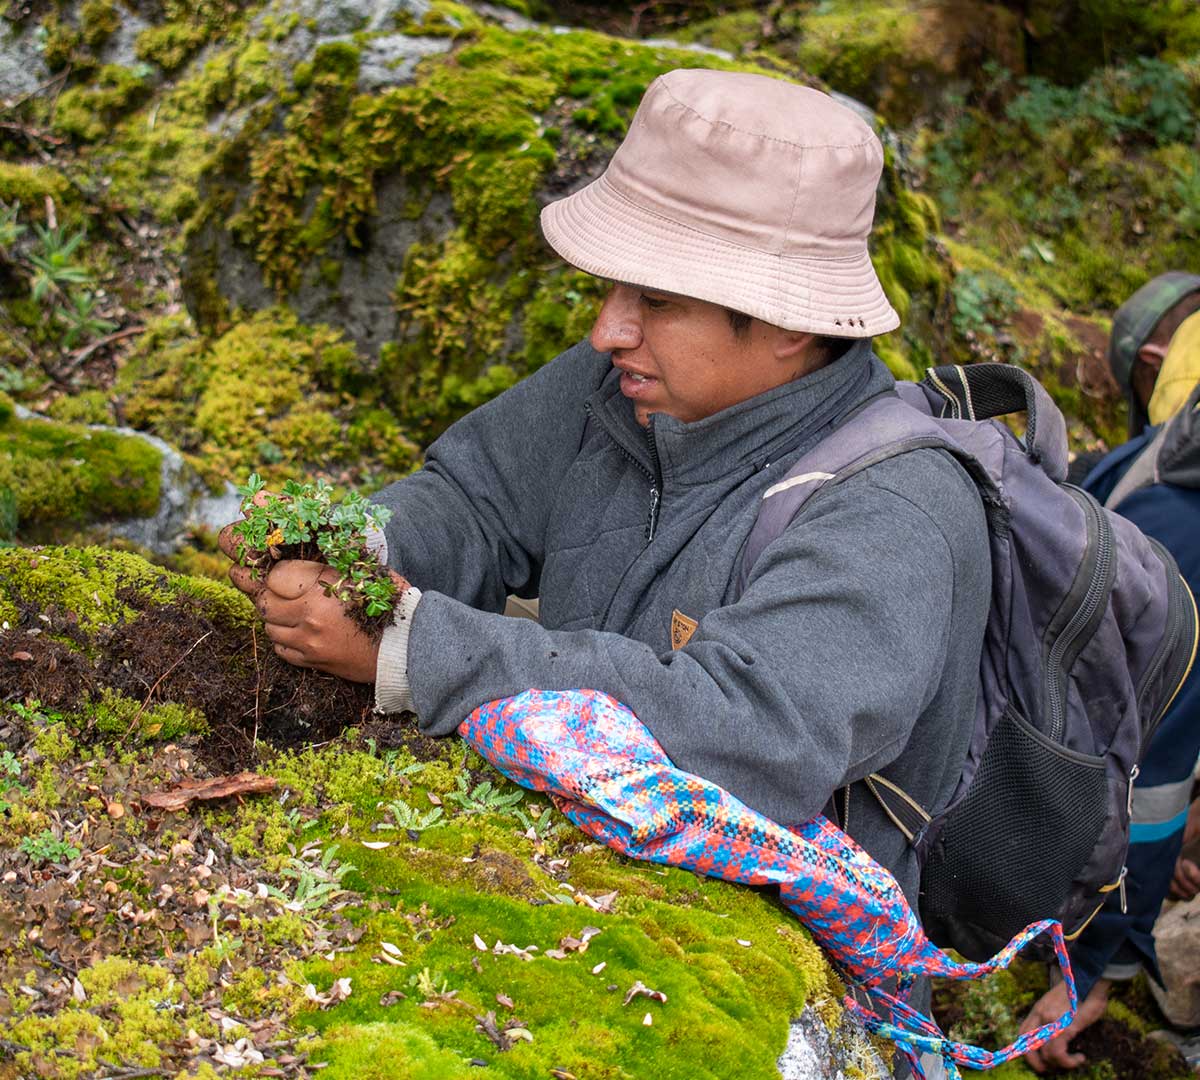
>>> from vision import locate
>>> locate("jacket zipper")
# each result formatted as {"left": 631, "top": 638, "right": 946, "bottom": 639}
{"left": 583, "top": 402, "right": 662, "bottom": 543}
{"left": 1045, "top": 489, "right": 1115, "bottom": 742}
{"left": 645, "top": 425, "right": 662, "bottom": 542}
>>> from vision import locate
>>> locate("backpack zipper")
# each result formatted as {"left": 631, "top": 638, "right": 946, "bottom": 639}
{"left": 1135, "top": 538, "right": 1199, "bottom": 751}
{"left": 1045, "top": 489, "right": 1115, "bottom": 742}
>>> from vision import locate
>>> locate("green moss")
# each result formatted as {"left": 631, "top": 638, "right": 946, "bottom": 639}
{"left": 0, "top": 410, "right": 161, "bottom": 530}
{"left": 80, "top": 0, "right": 120, "bottom": 50}
{"left": 519, "top": 268, "right": 607, "bottom": 371}
{"left": 32, "top": 721, "right": 75, "bottom": 763}
{"left": 47, "top": 389, "right": 112, "bottom": 425}
{"left": 53, "top": 65, "right": 155, "bottom": 144}
{"left": 119, "top": 307, "right": 418, "bottom": 488}
{"left": 39, "top": 12, "right": 82, "bottom": 72}
{"left": 133, "top": 0, "right": 247, "bottom": 77}
{"left": 793, "top": 3, "right": 922, "bottom": 106}
{"left": 670, "top": 10, "right": 767, "bottom": 56}
{"left": 0, "top": 545, "right": 253, "bottom": 635}
{"left": 0, "top": 163, "right": 72, "bottom": 216}
{"left": 88, "top": 688, "right": 209, "bottom": 742}
{"left": 302, "top": 835, "right": 826, "bottom": 1079}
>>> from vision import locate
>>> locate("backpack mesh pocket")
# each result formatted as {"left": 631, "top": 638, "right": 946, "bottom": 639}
{"left": 920, "top": 707, "right": 1109, "bottom": 960}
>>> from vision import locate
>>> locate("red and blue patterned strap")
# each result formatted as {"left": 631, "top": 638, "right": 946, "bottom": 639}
{"left": 459, "top": 689, "right": 1077, "bottom": 1077}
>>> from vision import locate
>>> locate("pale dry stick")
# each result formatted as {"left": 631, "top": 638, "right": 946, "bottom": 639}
{"left": 0, "top": 70, "right": 71, "bottom": 114}
{"left": 119, "top": 631, "right": 214, "bottom": 745}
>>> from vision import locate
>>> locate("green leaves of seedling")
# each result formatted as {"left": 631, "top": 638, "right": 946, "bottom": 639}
{"left": 232, "top": 474, "right": 397, "bottom": 623}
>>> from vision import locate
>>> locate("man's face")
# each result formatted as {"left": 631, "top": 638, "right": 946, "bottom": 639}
{"left": 589, "top": 284, "right": 812, "bottom": 428}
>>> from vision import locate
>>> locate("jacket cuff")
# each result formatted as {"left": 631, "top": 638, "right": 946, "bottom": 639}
{"left": 365, "top": 523, "right": 388, "bottom": 564}
{"left": 374, "top": 585, "right": 422, "bottom": 713}
{"left": 1101, "top": 960, "right": 1142, "bottom": 982}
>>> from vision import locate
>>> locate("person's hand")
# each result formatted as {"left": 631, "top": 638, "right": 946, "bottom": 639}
{"left": 1020, "top": 976, "right": 1110, "bottom": 1073}
{"left": 1169, "top": 798, "right": 1200, "bottom": 900}
{"left": 217, "top": 507, "right": 408, "bottom": 683}
{"left": 232, "top": 557, "right": 403, "bottom": 682}
{"left": 1170, "top": 856, "right": 1200, "bottom": 901}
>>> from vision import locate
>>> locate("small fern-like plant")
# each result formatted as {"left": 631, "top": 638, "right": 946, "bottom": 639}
{"left": 231, "top": 473, "right": 398, "bottom": 629}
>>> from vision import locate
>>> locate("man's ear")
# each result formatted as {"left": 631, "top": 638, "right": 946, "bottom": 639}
{"left": 772, "top": 329, "right": 816, "bottom": 361}
{"left": 1137, "top": 341, "right": 1168, "bottom": 373}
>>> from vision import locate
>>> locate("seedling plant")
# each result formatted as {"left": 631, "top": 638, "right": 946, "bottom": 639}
{"left": 231, "top": 473, "right": 398, "bottom": 633}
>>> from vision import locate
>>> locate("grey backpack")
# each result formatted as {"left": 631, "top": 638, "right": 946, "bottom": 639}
{"left": 739, "top": 363, "right": 1199, "bottom": 960}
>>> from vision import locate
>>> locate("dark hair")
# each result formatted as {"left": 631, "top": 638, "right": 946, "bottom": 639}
{"left": 725, "top": 307, "right": 854, "bottom": 366}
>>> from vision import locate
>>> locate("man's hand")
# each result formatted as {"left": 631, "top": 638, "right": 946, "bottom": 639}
{"left": 1020, "top": 976, "right": 1110, "bottom": 1073}
{"left": 1171, "top": 857, "right": 1200, "bottom": 901}
{"left": 1170, "top": 798, "right": 1200, "bottom": 901}
{"left": 218, "top": 515, "right": 405, "bottom": 684}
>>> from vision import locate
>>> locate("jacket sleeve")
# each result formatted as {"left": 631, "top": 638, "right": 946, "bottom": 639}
{"left": 369, "top": 341, "right": 608, "bottom": 611}
{"left": 1066, "top": 482, "right": 1200, "bottom": 999}
{"left": 403, "top": 458, "right": 984, "bottom": 826}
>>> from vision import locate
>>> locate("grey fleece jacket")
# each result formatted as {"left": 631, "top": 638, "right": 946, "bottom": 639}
{"left": 370, "top": 338, "right": 991, "bottom": 906}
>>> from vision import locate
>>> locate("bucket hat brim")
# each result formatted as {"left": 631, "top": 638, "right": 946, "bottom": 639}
{"left": 541, "top": 172, "right": 900, "bottom": 338}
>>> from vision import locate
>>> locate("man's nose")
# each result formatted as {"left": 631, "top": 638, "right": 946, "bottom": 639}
{"left": 590, "top": 285, "right": 642, "bottom": 354}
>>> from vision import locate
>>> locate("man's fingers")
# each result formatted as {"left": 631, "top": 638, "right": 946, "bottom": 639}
{"left": 1024, "top": 1045, "right": 1045, "bottom": 1074}
{"left": 263, "top": 621, "right": 306, "bottom": 650}
{"left": 1171, "top": 858, "right": 1200, "bottom": 900}
{"left": 272, "top": 641, "right": 312, "bottom": 667}
{"left": 266, "top": 559, "right": 334, "bottom": 601}
{"left": 1047, "top": 1045, "right": 1086, "bottom": 1070}
{"left": 255, "top": 590, "right": 305, "bottom": 629}
{"left": 218, "top": 522, "right": 245, "bottom": 560}
{"left": 228, "top": 564, "right": 264, "bottom": 597}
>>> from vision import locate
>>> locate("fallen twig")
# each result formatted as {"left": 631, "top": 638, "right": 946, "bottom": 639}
{"left": 67, "top": 324, "right": 146, "bottom": 367}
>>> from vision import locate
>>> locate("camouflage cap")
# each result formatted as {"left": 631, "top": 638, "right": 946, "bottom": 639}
{"left": 1108, "top": 271, "right": 1200, "bottom": 435}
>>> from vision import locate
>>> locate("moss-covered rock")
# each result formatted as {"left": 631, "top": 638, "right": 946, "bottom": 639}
{"left": 0, "top": 544, "right": 250, "bottom": 633}
{"left": 672, "top": 1, "right": 1026, "bottom": 127}
{"left": 178, "top": 6, "right": 953, "bottom": 443}
{"left": 117, "top": 308, "right": 420, "bottom": 489}
{"left": 0, "top": 405, "right": 162, "bottom": 536}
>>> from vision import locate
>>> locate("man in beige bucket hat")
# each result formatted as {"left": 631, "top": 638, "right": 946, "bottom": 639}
{"left": 223, "top": 70, "right": 990, "bottom": 1065}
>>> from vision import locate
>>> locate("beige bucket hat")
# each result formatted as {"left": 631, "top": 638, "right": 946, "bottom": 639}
{"left": 541, "top": 68, "right": 899, "bottom": 337}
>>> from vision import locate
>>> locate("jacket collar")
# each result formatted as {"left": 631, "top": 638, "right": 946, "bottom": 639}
{"left": 585, "top": 338, "right": 895, "bottom": 488}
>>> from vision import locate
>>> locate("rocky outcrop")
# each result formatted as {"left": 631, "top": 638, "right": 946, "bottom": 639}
{"left": 178, "top": 0, "right": 955, "bottom": 443}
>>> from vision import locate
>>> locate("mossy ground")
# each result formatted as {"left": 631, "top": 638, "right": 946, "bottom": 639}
{"left": 0, "top": 543, "right": 848, "bottom": 1078}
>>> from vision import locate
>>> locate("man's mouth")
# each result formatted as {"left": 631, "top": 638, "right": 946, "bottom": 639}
{"left": 619, "top": 370, "right": 658, "bottom": 398}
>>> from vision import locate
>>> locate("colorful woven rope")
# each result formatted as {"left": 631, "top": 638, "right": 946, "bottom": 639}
{"left": 458, "top": 689, "right": 1078, "bottom": 1077}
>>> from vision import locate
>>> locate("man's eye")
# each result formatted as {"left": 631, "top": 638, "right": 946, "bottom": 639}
{"left": 640, "top": 294, "right": 667, "bottom": 310}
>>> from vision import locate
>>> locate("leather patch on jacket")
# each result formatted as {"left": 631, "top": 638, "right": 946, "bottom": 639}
{"left": 671, "top": 609, "right": 698, "bottom": 650}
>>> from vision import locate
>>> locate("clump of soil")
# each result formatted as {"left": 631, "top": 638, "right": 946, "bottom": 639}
{"left": 0, "top": 584, "right": 438, "bottom": 771}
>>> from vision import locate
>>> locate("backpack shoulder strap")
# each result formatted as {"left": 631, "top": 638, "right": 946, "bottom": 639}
{"left": 736, "top": 391, "right": 993, "bottom": 596}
